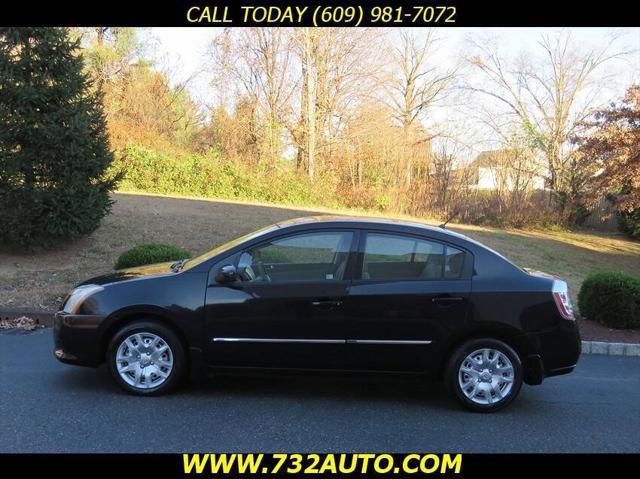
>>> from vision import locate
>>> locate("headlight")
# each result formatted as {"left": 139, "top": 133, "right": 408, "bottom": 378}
{"left": 63, "top": 284, "right": 104, "bottom": 314}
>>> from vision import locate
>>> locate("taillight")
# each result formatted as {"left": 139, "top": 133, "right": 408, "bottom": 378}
{"left": 552, "top": 280, "right": 574, "bottom": 320}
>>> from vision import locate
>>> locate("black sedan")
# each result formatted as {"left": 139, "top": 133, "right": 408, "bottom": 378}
{"left": 54, "top": 216, "right": 580, "bottom": 412}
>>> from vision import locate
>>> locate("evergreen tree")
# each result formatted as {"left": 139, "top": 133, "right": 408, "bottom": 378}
{"left": 0, "top": 27, "right": 118, "bottom": 247}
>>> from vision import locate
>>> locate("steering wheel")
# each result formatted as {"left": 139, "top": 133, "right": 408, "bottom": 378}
{"left": 237, "top": 252, "right": 271, "bottom": 282}
{"left": 251, "top": 260, "right": 272, "bottom": 282}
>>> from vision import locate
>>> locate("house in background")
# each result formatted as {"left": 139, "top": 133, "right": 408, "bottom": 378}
{"left": 468, "top": 149, "right": 546, "bottom": 191}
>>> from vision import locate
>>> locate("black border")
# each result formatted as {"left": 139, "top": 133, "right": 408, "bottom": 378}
{"left": 2, "top": 0, "right": 639, "bottom": 27}
{"left": 2, "top": 453, "right": 637, "bottom": 476}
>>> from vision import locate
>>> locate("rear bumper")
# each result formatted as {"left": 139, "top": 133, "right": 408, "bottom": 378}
{"left": 53, "top": 311, "right": 105, "bottom": 367}
{"left": 540, "top": 320, "right": 581, "bottom": 375}
{"left": 520, "top": 320, "right": 580, "bottom": 385}
{"left": 547, "top": 364, "right": 577, "bottom": 376}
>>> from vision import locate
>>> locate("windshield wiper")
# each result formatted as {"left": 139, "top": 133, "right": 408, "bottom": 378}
{"left": 170, "top": 259, "right": 188, "bottom": 272}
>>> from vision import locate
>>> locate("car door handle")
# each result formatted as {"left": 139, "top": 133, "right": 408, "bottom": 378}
{"left": 311, "top": 300, "right": 343, "bottom": 309}
{"left": 432, "top": 296, "right": 464, "bottom": 304}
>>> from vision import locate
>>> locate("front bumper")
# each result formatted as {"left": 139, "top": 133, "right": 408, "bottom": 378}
{"left": 53, "top": 311, "right": 105, "bottom": 367}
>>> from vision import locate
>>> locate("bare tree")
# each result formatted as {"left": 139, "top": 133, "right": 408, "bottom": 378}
{"left": 431, "top": 142, "right": 464, "bottom": 211}
{"left": 467, "top": 30, "right": 630, "bottom": 204}
{"left": 301, "top": 27, "right": 317, "bottom": 178}
{"left": 211, "top": 28, "right": 297, "bottom": 165}
{"left": 75, "top": 28, "right": 139, "bottom": 90}
{"left": 290, "top": 28, "right": 384, "bottom": 178}
{"left": 384, "top": 29, "right": 457, "bottom": 186}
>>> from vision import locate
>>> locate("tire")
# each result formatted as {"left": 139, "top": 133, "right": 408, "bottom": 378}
{"left": 444, "top": 338, "right": 523, "bottom": 413}
{"left": 107, "top": 320, "right": 186, "bottom": 396}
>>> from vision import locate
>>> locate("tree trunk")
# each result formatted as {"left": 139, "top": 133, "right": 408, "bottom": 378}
{"left": 303, "top": 28, "right": 316, "bottom": 179}
{"left": 296, "top": 63, "right": 308, "bottom": 171}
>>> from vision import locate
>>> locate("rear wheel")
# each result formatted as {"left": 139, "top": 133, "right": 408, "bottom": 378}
{"left": 107, "top": 321, "right": 186, "bottom": 395}
{"left": 445, "top": 338, "right": 523, "bottom": 412}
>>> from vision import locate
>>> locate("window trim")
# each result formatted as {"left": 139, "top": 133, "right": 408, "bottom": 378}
{"left": 230, "top": 228, "right": 360, "bottom": 285}
{"left": 353, "top": 229, "right": 473, "bottom": 283}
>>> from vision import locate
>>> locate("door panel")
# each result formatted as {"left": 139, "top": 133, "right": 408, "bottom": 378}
{"left": 345, "top": 279, "right": 471, "bottom": 371}
{"left": 345, "top": 231, "right": 472, "bottom": 372}
{"left": 205, "top": 281, "right": 349, "bottom": 369}
{"left": 204, "top": 230, "right": 357, "bottom": 370}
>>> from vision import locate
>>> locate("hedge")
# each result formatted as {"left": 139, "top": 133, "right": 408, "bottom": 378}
{"left": 111, "top": 143, "right": 339, "bottom": 208}
{"left": 115, "top": 243, "right": 191, "bottom": 269}
{"left": 578, "top": 271, "right": 640, "bottom": 329}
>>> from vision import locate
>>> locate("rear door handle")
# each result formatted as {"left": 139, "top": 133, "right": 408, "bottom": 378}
{"left": 311, "top": 300, "right": 343, "bottom": 310}
{"left": 432, "top": 296, "right": 464, "bottom": 304}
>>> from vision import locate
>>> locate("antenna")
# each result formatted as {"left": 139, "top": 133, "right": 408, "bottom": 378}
{"left": 439, "top": 209, "right": 459, "bottom": 229}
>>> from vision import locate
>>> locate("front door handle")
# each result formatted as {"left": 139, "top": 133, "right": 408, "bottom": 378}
{"left": 311, "top": 300, "right": 343, "bottom": 310}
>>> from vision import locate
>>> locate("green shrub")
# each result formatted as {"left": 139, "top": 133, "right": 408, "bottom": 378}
{"left": 578, "top": 271, "right": 640, "bottom": 329}
{"left": 618, "top": 209, "right": 640, "bottom": 240}
{"left": 111, "top": 143, "right": 340, "bottom": 209}
{"left": 115, "top": 243, "right": 191, "bottom": 269}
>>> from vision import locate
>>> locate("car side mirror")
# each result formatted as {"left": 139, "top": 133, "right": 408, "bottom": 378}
{"left": 216, "top": 264, "right": 238, "bottom": 284}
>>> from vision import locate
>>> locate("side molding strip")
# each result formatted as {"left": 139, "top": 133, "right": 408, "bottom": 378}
{"left": 353, "top": 339, "right": 433, "bottom": 345}
{"left": 212, "top": 338, "right": 343, "bottom": 344}
{"left": 212, "top": 338, "right": 432, "bottom": 345}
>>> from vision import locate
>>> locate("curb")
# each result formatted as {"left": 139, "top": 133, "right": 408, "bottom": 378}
{"left": 1, "top": 309, "right": 640, "bottom": 356}
{"left": 581, "top": 340, "right": 640, "bottom": 357}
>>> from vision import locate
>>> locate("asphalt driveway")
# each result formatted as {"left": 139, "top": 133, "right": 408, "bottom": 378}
{"left": 1, "top": 329, "right": 639, "bottom": 453}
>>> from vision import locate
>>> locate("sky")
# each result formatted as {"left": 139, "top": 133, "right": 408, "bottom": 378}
{"left": 140, "top": 27, "right": 640, "bottom": 158}
{"left": 144, "top": 27, "right": 639, "bottom": 101}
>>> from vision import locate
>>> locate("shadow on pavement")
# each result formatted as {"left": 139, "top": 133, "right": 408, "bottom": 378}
{"left": 55, "top": 365, "right": 457, "bottom": 411}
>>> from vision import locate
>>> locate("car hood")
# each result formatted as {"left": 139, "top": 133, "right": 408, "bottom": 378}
{"left": 78, "top": 262, "right": 177, "bottom": 287}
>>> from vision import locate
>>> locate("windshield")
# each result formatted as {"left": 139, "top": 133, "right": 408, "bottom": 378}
{"left": 182, "top": 223, "right": 280, "bottom": 270}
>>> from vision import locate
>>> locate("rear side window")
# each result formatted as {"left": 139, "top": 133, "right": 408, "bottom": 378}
{"left": 444, "top": 246, "right": 465, "bottom": 279}
{"left": 361, "top": 233, "right": 466, "bottom": 281}
{"left": 362, "top": 233, "right": 445, "bottom": 280}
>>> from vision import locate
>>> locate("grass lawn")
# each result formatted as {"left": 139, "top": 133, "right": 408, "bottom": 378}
{"left": 1, "top": 192, "right": 639, "bottom": 340}
{"left": 450, "top": 223, "right": 640, "bottom": 302}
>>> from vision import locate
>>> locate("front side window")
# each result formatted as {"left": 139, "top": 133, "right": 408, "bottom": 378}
{"left": 362, "top": 233, "right": 448, "bottom": 280}
{"left": 238, "top": 231, "right": 353, "bottom": 283}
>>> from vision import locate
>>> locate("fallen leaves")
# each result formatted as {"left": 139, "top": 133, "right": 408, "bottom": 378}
{"left": 0, "top": 316, "right": 45, "bottom": 331}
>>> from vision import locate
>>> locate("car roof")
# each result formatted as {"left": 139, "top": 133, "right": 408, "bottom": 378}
{"left": 269, "top": 215, "right": 526, "bottom": 277}
{"left": 185, "top": 214, "right": 525, "bottom": 277}
{"left": 274, "top": 215, "right": 472, "bottom": 241}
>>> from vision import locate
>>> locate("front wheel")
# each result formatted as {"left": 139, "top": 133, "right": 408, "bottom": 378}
{"left": 107, "top": 321, "right": 186, "bottom": 395}
{"left": 445, "top": 338, "right": 523, "bottom": 412}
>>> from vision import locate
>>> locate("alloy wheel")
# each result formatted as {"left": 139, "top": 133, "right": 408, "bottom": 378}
{"left": 458, "top": 348, "right": 515, "bottom": 405}
{"left": 115, "top": 332, "right": 174, "bottom": 390}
